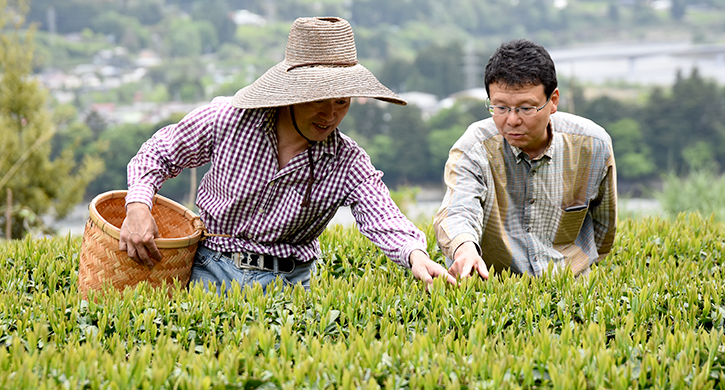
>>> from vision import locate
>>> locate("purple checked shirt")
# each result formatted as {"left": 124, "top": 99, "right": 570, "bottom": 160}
{"left": 126, "top": 97, "right": 426, "bottom": 268}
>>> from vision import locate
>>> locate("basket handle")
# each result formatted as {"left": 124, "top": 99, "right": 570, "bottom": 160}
{"left": 192, "top": 216, "right": 232, "bottom": 240}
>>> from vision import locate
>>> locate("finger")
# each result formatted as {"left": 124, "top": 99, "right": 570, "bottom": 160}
{"left": 147, "top": 243, "right": 162, "bottom": 263}
{"left": 476, "top": 260, "right": 489, "bottom": 280}
{"left": 126, "top": 245, "right": 137, "bottom": 261}
{"left": 430, "top": 263, "right": 457, "bottom": 285}
{"left": 447, "top": 261, "right": 462, "bottom": 279}
{"left": 412, "top": 263, "right": 434, "bottom": 285}
{"left": 459, "top": 263, "right": 473, "bottom": 280}
{"left": 135, "top": 246, "right": 155, "bottom": 269}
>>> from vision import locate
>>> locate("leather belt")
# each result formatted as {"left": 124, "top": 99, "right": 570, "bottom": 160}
{"left": 221, "top": 251, "right": 301, "bottom": 274}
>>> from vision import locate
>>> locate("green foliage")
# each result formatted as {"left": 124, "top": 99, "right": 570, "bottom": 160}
{"left": 388, "top": 185, "right": 420, "bottom": 217}
{"left": 1, "top": 214, "right": 725, "bottom": 387}
{"left": 84, "top": 123, "right": 156, "bottom": 197}
{"left": 16, "top": 0, "right": 725, "bottom": 197}
{"left": 656, "top": 165, "right": 725, "bottom": 222}
{"left": 0, "top": 0, "right": 103, "bottom": 238}
{"left": 429, "top": 125, "right": 466, "bottom": 175}
{"left": 406, "top": 43, "right": 465, "bottom": 98}
{"left": 607, "top": 118, "right": 655, "bottom": 180}
{"left": 639, "top": 69, "right": 725, "bottom": 172}
{"left": 90, "top": 11, "right": 152, "bottom": 50}
{"left": 234, "top": 23, "right": 289, "bottom": 63}
{"left": 164, "top": 17, "right": 219, "bottom": 57}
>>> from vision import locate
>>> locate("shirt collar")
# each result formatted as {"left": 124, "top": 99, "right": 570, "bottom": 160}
{"left": 256, "top": 107, "right": 340, "bottom": 158}
{"left": 509, "top": 121, "right": 555, "bottom": 163}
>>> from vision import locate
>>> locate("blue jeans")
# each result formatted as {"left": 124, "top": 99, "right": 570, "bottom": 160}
{"left": 189, "top": 245, "right": 316, "bottom": 295}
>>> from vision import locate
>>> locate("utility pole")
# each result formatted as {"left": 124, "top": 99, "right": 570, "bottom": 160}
{"left": 264, "top": 0, "right": 276, "bottom": 23}
{"left": 463, "top": 40, "right": 481, "bottom": 90}
{"left": 47, "top": 6, "right": 56, "bottom": 47}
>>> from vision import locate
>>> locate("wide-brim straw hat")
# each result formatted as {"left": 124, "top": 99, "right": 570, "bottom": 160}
{"left": 232, "top": 16, "right": 406, "bottom": 109}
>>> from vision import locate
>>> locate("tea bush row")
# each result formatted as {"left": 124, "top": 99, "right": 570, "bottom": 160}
{"left": 0, "top": 213, "right": 723, "bottom": 389}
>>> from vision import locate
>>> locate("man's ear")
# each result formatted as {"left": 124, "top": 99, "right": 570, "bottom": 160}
{"left": 550, "top": 88, "right": 560, "bottom": 114}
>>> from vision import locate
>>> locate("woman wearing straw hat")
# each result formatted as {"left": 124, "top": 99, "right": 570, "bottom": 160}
{"left": 119, "top": 17, "right": 456, "bottom": 294}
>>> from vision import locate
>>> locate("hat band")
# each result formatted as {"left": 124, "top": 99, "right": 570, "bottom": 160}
{"left": 286, "top": 61, "right": 359, "bottom": 72}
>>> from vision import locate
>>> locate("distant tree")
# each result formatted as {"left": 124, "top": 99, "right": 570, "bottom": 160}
{"left": 577, "top": 95, "right": 637, "bottom": 128}
{"left": 86, "top": 113, "right": 206, "bottom": 203}
{"left": 378, "top": 57, "right": 412, "bottom": 94}
{"left": 517, "top": 0, "right": 556, "bottom": 32}
{"left": 27, "top": 0, "right": 107, "bottom": 34}
{"left": 632, "top": 0, "right": 660, "bottom": 25}
{"left": 350, "top": 0, "right": 426, "bottom": 26}
{"left": 407, "top": 42, "right": 465, "bottom": 98}
{"left": 607, "top": 2, "right": 620, "bottom": 23}
{"left": 384, "top": 104, "right": 431, "bottom": 185}
{"left": 346, "top": 100, "right": 390, "bottom": 139}
{"left": 640, "top": 68, "right": 725, "bottom": 172}
{"left": 86, "top": 122, "right": 157, "bottom": 197}
{"left": 124, "top": 0, "right": 164, "bottom": 25}
{"left": 50, "top": 105, "right": 108, "bottom": 169}
{"left": 670, "top": 0, "right": 687, "bottom": 21}
{"left": 166, "top": 18, "right": 204, "bottom": 57}
{"left": 84, "top": 109, "right": 108, "bottom": 138}
{"left": 0, "top": 0, "right": 103, "bottom": 238}
{"left": 426, "top": 98, "right": 480, "bottom": 131}
{"left": 191, "top": 0, "right": 237, "bottom": 45}
{"left": 428, "top": 125, "right": 466, "bottom": 180}
{"left": 91, "top": 11, "right": 151, "bottom": 50}
{"left": 607, "top": 118, "right": 655, "bottom": 180}
{"left": 234, "top": 23, "right": 288, "bottom": 60}
{"left": 426, "top": 98, "right": 484, "bottom": 181}
{"left": 146, "top": 59, "right": 206, "bottom": 102}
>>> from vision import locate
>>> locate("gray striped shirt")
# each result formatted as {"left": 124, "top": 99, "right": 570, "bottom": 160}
{"left": 127, "top": 97, "right": 426, "bottom": 268}
{"left": 434, "top": 112, "right": 617, "bottom": 276}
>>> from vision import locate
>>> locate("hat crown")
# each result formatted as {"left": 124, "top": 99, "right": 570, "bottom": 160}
{"left": 284, "top": 17, "right": 357, "bottom": 66}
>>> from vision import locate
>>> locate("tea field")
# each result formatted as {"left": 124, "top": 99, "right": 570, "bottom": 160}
{"left": 0, "top": 213, "right": 724, "bottom": 389}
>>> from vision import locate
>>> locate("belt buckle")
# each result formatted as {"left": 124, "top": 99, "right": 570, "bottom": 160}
{"left": 231, "top": 252, "right": 296, "bottom": 274}
{"left": 232, "top": 252, "right": 266, "bottom": 271}
{"left": 232, "top": 253, "right": 252, "bottom": 269}
{"left": 250, "top": 253, "right": 264, "bottom": 270}
{"left": 280, "top": 258, "right": 295, "bottom": 274}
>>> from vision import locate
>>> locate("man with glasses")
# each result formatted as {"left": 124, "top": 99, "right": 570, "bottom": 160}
{"left": 433, "top": 39, "right": 617, "bottom": 280}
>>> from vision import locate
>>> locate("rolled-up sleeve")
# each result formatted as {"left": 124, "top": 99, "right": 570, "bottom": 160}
{"left": 126, "top": 100, "right": 220, "bottom": 209}
{"left": 591, "top": 144, "right": 618, "bottom": 262}
{"left": 346, "top": 162, "right": 428, "bottom": 269}
{"left": 433, "top": 131, "right": 487, "bottom": 260}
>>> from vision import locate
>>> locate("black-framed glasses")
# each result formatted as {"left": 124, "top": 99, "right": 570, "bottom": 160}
{"left": 487, "top": 95, "right": 551, "bottom": 117}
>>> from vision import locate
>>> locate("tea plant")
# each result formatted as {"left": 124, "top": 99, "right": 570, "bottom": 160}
{"left": 0, "top": 213, "right": 723, "bottom": 389}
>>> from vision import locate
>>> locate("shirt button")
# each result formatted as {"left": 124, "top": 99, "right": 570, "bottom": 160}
{"left": 533, "top": 256, "right": 539, "bottom": 262}
{"left": 529, "top": 198, "right": 536, "bottom": 204}
{"left": 526, "top": 226, "right": 532, "bottom": 233}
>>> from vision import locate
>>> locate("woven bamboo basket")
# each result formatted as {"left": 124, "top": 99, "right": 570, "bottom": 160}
{"left": 78, "top": 190, "right": 204, "bottom": 298}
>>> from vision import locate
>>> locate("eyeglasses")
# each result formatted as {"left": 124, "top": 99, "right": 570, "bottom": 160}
{"left": 487, "top": 95, "right": 551, "bottom": 117}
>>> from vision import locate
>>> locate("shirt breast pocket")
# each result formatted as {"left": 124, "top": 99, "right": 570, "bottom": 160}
{"left": 553, "top": 205, "right": 588, "bottom": 245}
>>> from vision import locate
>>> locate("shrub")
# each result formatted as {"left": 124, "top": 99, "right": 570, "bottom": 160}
{"left": 0, "top": 215, "right": 723, "bottom": 388}
{"left": 657, "top": 165, "right": 725, "bottom": 222}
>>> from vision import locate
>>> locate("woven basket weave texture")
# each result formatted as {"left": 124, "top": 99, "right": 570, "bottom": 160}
{"left": 78, "top": 191, "right": 202, "bottom": 298}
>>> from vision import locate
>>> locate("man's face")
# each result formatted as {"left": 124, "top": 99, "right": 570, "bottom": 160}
{"left": 488, "top": 82, "right": 559, "bottom": 159}
{"left": 291, "top": 98, "right": 351, "bottom": 142}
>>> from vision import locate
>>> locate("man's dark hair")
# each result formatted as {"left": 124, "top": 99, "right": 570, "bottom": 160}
{"left": 484, "top": 39, "right": 558, "bottom": 99}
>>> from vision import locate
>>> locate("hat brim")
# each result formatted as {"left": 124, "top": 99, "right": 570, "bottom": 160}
{"left": 231, "top": 62, "right": 407, "bottom": 109}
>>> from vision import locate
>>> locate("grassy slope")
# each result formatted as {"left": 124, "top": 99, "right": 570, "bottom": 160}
{"left": 0, "top": 214, "right": 723, "bottom": 389}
